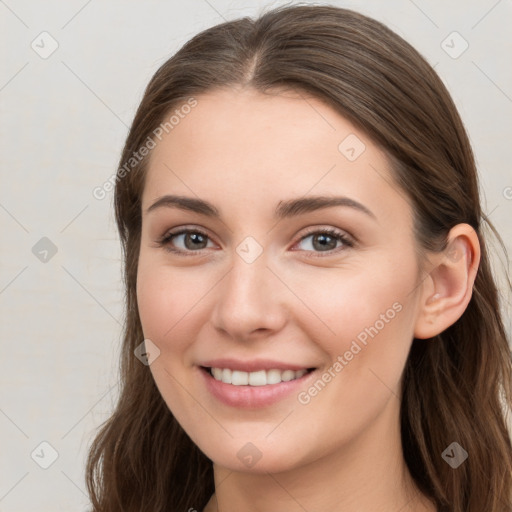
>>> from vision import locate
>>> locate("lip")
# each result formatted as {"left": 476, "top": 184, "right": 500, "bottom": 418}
{"left": 199, "top": 358, "right": 314, "bottom": 372}
{"left": 197, "top": 364, "right": 318, "bottom": 409}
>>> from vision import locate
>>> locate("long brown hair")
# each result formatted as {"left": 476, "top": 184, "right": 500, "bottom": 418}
{"left": 85, "top": 4, "right": 512, "bottom": 511}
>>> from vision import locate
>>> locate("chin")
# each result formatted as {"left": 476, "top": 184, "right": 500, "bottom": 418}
{"left": 195, "top": 435, "right": 311, "bottom": 475}
{"left": 213, "top": 452, "right": 302, "bottom": 474}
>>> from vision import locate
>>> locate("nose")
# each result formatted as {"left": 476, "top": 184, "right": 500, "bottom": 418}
{"left": 210, "top": 249, "right": 289, "bottom": 341}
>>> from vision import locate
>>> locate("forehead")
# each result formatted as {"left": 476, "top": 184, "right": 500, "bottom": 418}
{"left": 141, "top": 87, "right": 411, "bottom": 227}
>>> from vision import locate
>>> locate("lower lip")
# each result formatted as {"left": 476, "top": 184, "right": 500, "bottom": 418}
{"left": 199, "top": 367, "right": 316, "bottom": 408}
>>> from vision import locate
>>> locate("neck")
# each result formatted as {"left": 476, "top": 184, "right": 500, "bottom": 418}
{"left": 203, "top": 398, "right": 437, "bottom": 512}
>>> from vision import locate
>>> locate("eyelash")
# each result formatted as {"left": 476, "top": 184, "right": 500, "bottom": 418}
{"left": 156, "top": 226, "right": 355, "bottom": 258}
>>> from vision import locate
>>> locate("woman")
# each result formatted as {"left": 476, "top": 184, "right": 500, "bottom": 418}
{"left": 85, "top": 4, "right": 512, "bottom": 511}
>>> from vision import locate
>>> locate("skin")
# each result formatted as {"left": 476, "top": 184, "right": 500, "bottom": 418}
{"left": 136, "top": 87, "right": 480, "bottom": 512}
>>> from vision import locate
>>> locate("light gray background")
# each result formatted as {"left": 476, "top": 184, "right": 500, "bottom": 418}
{"left": 1, "top": 0, "right": 511, "bottom": 510}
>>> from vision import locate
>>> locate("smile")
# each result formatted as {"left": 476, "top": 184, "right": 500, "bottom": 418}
{"left": 208, "top": 367, "right": 313, "bottom": 386}
{"left": 198, "top": 363, "right": 318, "bottom": 408}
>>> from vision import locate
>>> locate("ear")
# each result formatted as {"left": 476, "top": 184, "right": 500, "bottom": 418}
{"left": 414, "top": 223, "right": 481, "bottom": 339}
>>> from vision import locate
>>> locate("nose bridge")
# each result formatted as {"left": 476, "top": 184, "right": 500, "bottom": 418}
{"left": 211, "top": 245, "right": 286, "bottom": 338}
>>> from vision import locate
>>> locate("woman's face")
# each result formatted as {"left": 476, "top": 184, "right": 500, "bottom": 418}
{"left": 137, "top": 87, "right": 426, "bottom": 473}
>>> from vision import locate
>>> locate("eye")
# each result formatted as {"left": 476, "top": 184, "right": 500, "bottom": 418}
{"left": 292, "top": 228, "right": 354, "bottom": 256}
{"left": 156, "top": 226, "right": 354, "bottom": 257}
{"left": 157, "top": 228, "right": 216, "bottom": 255}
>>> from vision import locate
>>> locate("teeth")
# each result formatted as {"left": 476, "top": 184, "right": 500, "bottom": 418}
{"left": 231, "top": 370, "right": 249, "bottom": 386}
{"left": 222, "top": 368, "right": 232, "bottom": 384}
{"left": 266, "top": 369, "right": 282, "bottom": 385}
{"left": 210, "top": 367, "right": 309, "bottom": 386}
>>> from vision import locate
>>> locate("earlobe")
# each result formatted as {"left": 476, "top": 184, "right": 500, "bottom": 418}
{"left": 414, "top": 224, "right": 480, "bottom": 340}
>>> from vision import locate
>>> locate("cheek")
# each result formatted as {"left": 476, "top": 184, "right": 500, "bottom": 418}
{"left": 289, "top": 272, "right": 417, "bottom": 446}
{"left": 287, "top": 255, "right": 418, "bottom": 390}
{"left": 136, "top": 261, "right": 208, "bottom": 425}
{"left": 137, "top": 260, "right": 197, "bottom": 352}
{"left": 290, "top": 262, "right": 413, "bottom": 343}
{"left": 136, "top": 259, "right": 210, "bottom": 346}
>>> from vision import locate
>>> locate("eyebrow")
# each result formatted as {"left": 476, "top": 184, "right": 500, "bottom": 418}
{"left": 145, "top": 194, "right": 376, "bottom": 220}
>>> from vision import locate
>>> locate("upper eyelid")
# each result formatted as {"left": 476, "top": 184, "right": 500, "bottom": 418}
{"left": 160, "top": 225, "right": 351, "bottom": 240}
{"left": 160, "top": 226, "right": 215, "bottom": 243}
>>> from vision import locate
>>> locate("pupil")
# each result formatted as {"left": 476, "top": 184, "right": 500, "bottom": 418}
{"left": 313, "top": 234, "right": 336, "bottom": 251}
{"left": 186, "top": 232, "right": 207, "bottom": 250}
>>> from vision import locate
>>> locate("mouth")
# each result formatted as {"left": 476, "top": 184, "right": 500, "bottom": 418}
{"left": 197, "top": 358, "right": 319, "bottom": 408}
{"left": 201, "top": 366, "right": 316, "bottom": 386}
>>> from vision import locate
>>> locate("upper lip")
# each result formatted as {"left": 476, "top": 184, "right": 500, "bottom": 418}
{"left": 199, "top": 358, "right": 315, "bottom": 372}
